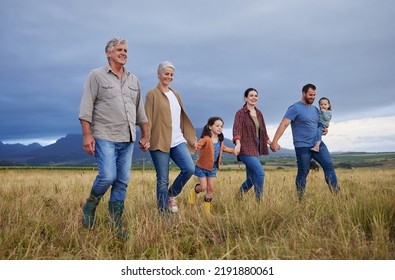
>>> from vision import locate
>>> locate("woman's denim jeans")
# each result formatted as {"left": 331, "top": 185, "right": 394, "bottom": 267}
{"left": 295, "top": 142, "right": 338, "bottom": 198}
{"left": 238, "top": 155, "right": 265, "bottom": 200}
{"left": 91, "top": 138, "right": 134, "bottom": 202}
{"left": 150, "top": 143, "right": 195, "bottom": 213}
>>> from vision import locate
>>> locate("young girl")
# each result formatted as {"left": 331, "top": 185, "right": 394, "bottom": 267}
{"left": 188, "top": 117, "right": 235, "bottom": 217}
{"left": 311, "top": 97, "right": 332, "bottom": 152}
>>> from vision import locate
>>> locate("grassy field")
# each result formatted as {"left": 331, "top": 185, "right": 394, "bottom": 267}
{"left": 0, "top": 167, "right": 394, "bottom": 260}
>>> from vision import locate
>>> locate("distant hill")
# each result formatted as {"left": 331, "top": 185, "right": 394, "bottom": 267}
{"left": 0, "top": 134, "right": 95, "bottom": 166}
{"left": 0, "top": 142, "right": 42, "bottom": 157}
{"left": 0, "top": 131, "right": 295, "bottom": 166}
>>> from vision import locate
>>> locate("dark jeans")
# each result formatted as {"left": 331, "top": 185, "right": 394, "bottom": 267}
{"left": 295, "top": 142, "right": 338, "bottom": 198}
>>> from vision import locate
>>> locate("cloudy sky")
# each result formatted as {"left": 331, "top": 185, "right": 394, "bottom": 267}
{"left": 1, "top": 0, "right": 394, "bottom": 152}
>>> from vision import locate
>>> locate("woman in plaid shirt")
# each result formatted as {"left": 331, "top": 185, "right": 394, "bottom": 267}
{"left": 233, "top": 88, "right": 271, "bottom": 201}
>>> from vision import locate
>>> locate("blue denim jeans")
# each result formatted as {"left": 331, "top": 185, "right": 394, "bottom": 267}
{"left": 150, "top": 143, "right": 195, "bottom": 212}
{"left": 238, "top": 155, "right": 265, "bottom": 200}
{"left": 295, "top": 142, "right": 338, "bottom": 198}
{"left": 91, "top": 138, "right": 134, "bottom": 202}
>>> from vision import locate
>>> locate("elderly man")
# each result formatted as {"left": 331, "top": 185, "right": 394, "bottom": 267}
{"left": 79, "top": 38, "right": 149, "bottom": 239}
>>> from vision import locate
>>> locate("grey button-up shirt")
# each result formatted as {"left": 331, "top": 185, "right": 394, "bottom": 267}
{"left": 79, "top": 65, "right": 148, "bottom": 142}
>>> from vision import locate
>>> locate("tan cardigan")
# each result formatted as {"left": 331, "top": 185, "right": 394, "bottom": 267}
{"left": 195, "top": 136, "right": 234, "bottom": 171}
{"left": 145, "top": 84, "right": 196, "bottom": 153}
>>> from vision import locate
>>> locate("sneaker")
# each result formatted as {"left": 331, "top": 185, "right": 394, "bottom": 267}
{"left": 168, "top": 196, "right": 178, "bottom": 213}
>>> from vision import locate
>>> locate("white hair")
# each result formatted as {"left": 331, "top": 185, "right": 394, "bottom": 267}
{"left": 158, "top": 61, "right": 175, "bottom": 74}
{"left": 105, "top": 37, "right": 127, "bottom": 53}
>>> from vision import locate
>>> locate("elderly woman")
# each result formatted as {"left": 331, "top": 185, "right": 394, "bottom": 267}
{"left": 145, "top": 61, "right": 196, "bottom": 215}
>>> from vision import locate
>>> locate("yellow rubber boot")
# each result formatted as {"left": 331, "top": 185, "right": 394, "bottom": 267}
{"left": 188, "top": 184, "right": 199, "bottom": 205}
{"left": 203, "top": 201, "right": 214, "bottom": 219}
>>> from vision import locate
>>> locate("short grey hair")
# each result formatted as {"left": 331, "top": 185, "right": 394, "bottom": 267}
{"left": 105, "top": 37, "right": 128, "bottom": 53}
{"left": 158, "top": 61, "right": 175, "bottom": 74}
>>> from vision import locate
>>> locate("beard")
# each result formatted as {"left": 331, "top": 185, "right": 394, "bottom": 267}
{"left": 303, "top": 95, "right": 315, "bottom": 105}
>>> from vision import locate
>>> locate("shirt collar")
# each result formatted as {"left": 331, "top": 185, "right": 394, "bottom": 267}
{"left": 242, "top": 105, "right": 251, "bottom": 113}
{"left": 105, "top": 64, "right": 130, "bottom": 76}
{"left": 242, "top": 105, "right": 261, "bottom": 115}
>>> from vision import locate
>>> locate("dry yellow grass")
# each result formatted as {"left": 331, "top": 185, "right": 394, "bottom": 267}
{"left": 0, "top": 168, "right": 394, "bottom": 260}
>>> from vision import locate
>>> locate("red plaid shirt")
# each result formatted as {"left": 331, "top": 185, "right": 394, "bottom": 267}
{"left": 233, "top": 106, "right": 269, "bottom": 156}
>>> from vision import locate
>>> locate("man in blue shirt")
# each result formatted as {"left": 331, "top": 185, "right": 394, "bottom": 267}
{"left": 270, "top": 84, "right": 339, "bottom": 199}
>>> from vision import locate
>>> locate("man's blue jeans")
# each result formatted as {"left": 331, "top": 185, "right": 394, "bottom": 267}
{"left": 295, "top": 142, "right": 338, "bottom": 198}
{"left": 91, "top": 138, "right": 134, "bottom": 202}
{"left": 150, "top": 143, "right": 195, "bottom": 213}
{"left": 238, "top": 155, "right": 265, "bottom": 200}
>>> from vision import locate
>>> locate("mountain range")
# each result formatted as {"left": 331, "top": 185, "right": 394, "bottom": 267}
{"left": 0, "top": 131, "right": 295, "bottom": 166}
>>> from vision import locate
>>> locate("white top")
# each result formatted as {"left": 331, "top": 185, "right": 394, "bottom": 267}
{"left": 165, "top": 90, "right": 186, "bottom": 147}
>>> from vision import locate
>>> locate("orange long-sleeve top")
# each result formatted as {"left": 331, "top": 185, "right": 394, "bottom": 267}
{"left": 195, "top": 136, "right": 234, "bottom": 171}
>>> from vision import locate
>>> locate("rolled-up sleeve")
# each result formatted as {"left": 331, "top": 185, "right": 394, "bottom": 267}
{"left": 135, "top": 81, "right": 148, "bottom": 126}
{"left": 79, "top": 71, "right": 99, "bottom": 123}
{"left": 232, "top": 110, "right": 243, "bottom": 143}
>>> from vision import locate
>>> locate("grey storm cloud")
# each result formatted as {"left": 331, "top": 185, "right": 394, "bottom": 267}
{"left": 1, "top": 0, "right": 394, "bottom": 151}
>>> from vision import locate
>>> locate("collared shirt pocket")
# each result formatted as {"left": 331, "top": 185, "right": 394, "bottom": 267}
{"left": 127, "top": 85, "right": 139, "bottom": 105}
{"left": 98, "top": 84, "right": 117, "bottom": 99}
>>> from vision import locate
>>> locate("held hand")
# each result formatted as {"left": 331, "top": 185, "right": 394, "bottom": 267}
{"left": 234, "top": 143, "right": 241, "bottom": 156}
{"left": 322, "top": 127, "right": 328, "bottom": 136}
{"left": 139, "top": 143, "right": 150, "bottom": 152}
{"left": 82, "top": 134, "right": 95, "bottom": 156}
{"left": 270, "top": 142, "right": 281, "bottom": 152}
{"left": 139, "top": 137, "right": 150, "bottom": 152}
